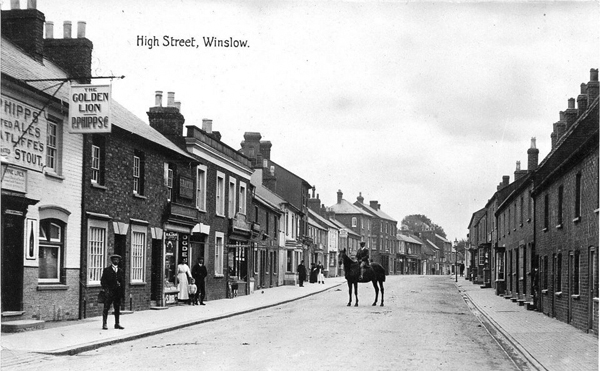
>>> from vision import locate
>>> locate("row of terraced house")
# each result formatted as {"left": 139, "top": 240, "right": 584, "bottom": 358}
{"left": 466, "top": 68, "right": 599, "bottom": 335}
{"left": 1, "top": 3, "right": 422, "bottom": 326}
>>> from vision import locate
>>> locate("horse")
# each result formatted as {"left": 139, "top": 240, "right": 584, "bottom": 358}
{"left": 339, "top": 248, "right": 386, "bottom": 307}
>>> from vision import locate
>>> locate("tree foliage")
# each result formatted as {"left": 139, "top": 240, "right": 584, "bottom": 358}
{"left": 401, "top": 214, "right": 447, "bottom": 238}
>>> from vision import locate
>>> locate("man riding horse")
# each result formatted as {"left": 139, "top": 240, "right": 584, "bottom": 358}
{"left": 356, "top": 241, "right": 369, "bottom": 280}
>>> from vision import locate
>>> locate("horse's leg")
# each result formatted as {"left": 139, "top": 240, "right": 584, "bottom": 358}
{"left": 347, "top": 281, "right": 352, "bottom": 306}
{"left": 354, "top": 282, "right": 359, "bottom": 306}
{"left": 372, "top": 280, "right": 378, "bottom": 306}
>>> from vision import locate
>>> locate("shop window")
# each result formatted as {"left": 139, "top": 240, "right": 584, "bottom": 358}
{"left": 39, "top": 219, "right": 64, "bottom": 283}
{"left": 87, "top": 220, "right": 107, "bottom": 285}
{"left": 131, "top": 224, "right": 147, "bottom": 283}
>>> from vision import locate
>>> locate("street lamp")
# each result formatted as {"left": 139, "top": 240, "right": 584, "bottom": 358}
{"left": 454, "top": 238, "right": 458, "bottom": 283}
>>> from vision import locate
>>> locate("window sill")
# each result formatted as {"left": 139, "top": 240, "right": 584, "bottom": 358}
{"left": 527, "top": 218, "right": 531, "bottom": 223}
{"left": 519, "top": 223, "right": 523, "bottom": 228}
{"left": 133, "top": 193, "right": 147, "bottom": 200}
{"left": 555, "top": 291, "right": 562, "bottom": 298}
{"left": 573, "top": 216, "right": 581, "bottom": 223}
{"left": 37, "top": 284, "right": 69, "bottom": 291}
{"left": 542, "top": 289, "right": 548, "bottom": 295}
{"left": 44, "top": 171, "right": 64, "bottom": 181}
{"left": 542, "top": 227, "right": 548, "bottom": 233}
{"left": 214, "top": 274, "right": 225, "bottom": 279}
{"left": 91, "top": 182, "right": 107, "bottom": 190}
{"left": 556, "top": 224, "right": 563, "bottom": 230}
{"left": 594, "top": 297, "right": 599, "bottom": 303}
{"left": 571, "top": 294, "right": 580, "bottom": 300}
{"left": 130, "top": 282, "right": 146, "bottom": 286}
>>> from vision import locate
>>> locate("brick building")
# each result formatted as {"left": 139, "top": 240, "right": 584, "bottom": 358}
{"left": 353, "top": 193, "right": 398, "bottom": 275}
{"left": 1, "top": 3, "right": 84, "bottom": 322}
{"left": 532, "top": 69, "right": 598, "bottom": 334}
{"left": 81, "top": 93, "right": 198, "bottom": 317}
{"left": 328, "top": 189, "right": 373, "bottom": 258}
{"left": 239, "top": 132, "right": 313, "bottom": 271}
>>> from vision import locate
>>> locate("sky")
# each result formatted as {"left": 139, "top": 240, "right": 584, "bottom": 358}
{"left": 8, "top": 0, "right": 598, "bottom": 242}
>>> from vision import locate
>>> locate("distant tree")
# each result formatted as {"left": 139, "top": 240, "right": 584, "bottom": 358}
{"left": 401, "top": 214, "right": 447, "bottom": 238}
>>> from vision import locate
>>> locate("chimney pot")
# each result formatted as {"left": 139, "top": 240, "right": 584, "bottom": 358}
{"left": 502, "top": 175, "right": 509, "bottom": 186}
{"left": 337, "top": 190, "right": 343, "bottom": 204}
{"left": 77, "top": 21, "right": 86, "bottom": 38}
{"left": 27, "top": 0, "right": 37, "bottom": 9}
{"left": 174, "top": 101, "right": 181, "bottom": 111}
{"left": 63, "top": 21, "right": 72, "bottom": 39}
{"left": 45, "top": 21, "right": 54, "bottom": 39}
{"left": 591, "top": 68, "right": 599, "bottom": 82}
{"left": 155, "top": 91, "right": 163, "bottom": 107}
{"left": 10, "top": 0, "right": 20, "bottom": 10}
{"left": 581, "top": 83, "right": 588, "bottom": 94}
{"left": 568, "top": 98, "right": 575, "bottom": 109}
{"left": 516, "top": 161, "right": 521, "bottom": 171}
{"left": 167, "top": 92, "right": 175, "bottom": 107}
{"left": 202, "top": 119, "right": 213, "bottom": 133}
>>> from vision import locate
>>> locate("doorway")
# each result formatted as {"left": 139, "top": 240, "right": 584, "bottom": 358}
{"left": 2, "top": 211, "right": 24, "bottom": 312}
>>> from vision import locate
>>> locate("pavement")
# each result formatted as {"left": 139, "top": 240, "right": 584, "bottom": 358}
{"left": 456, "top": 277, "right": 599, "bottom": 371}
{"left": 1, "top": 275, "right": 598, "bottom": 371}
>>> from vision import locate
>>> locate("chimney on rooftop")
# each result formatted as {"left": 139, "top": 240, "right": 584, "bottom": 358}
{"left": 239, "top": 132, "right": 262, "bottom": 165}
{"left": 514, "top": 161, "right": 528, "bottom": 181}
{"left": 357, "top": 192, "right": 364, "bottom": 204}
{"left": 260, "top": 141, "right": 272, "bottom": 160}
{"left": 369, "top": 200, "right": 379, "bottom": 210}
{"left": 565, "top": 98, "right": 578, "bottom": 130}
{"left": 147, "top": 91, "right": 186, "bottom": 148}
{"left": 527, "top": 137, "right": 539, "bottom": 171}
{"left": 42, "top": 18, "right": 93, "bottom": 83}
{"left": 202, "top": 119, "right": 213, "bottom": 133}
{"left": 337, "top": 190, "right": 343, "bottom": 204}
{"left": 577, "top": 83, "right": 588, "bottom": 116}
{"left": 2, "top": 0, "right": 45, "bottom": 61}
{"left": 587, "top": 68, "right": 599, "bottom": 102}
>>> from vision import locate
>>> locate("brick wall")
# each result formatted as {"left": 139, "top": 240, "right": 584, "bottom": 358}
{"left": 535, "top": 148, "right": 598, "bottom": 333}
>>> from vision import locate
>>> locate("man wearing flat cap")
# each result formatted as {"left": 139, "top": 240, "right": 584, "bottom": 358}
{"left": 100, "top": 254, "right": 125, "bottom": 330}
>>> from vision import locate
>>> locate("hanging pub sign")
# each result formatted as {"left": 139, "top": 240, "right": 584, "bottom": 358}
{"left": 69, "top": 84, "right": 112, "bottom": 133}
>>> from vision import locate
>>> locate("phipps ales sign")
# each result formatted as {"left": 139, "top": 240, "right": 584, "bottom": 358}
{"left": 69, "top": 84, "right": 112, "bottom": 133}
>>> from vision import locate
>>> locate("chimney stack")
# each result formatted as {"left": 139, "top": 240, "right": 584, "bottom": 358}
{"left": 202, "top": 119, "right": 213, "bottom": 133}
{"left": 357, "top": 192, "right": 364, "bottom": 204}
{"left": 369, "top": 200, "right": 378, "bottom": 210}
{"left": 43, "top": 17, "right": 93, "bottom": 83}
{"left": 147, "top": 90, "right": 186, "bottom": 148}
{"left": 564, "top": 98, "right": 578, "bottom": 129}
{"left": 587, "top": 68, "right": 599, "bottom": 102}
{"left": 337, "top": 190, "right": 343, "bottom": 204}
{"left": 2, "top": 1, "right": 45, "bottom": 61}
{"left": 514, "top": 160, "right": 528, "bottom": 180}
{"left": 239, "top": 132, "right": 262, "bottom": 161}
{"left": 527, "top": 137, "right": 539, "bottom": 171}
{"left": 260, "top": 141, "right": 272, "bottom": 160}
{"left": 577, "top": 83, "right": 588, "bottom": 116}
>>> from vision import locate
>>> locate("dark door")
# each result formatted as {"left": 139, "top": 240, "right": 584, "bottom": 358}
{"left": 151, "top": 239, "right": 162, "bottom": 302}
{"left": 2, "top": 212, "right": 24, "bottom": 311}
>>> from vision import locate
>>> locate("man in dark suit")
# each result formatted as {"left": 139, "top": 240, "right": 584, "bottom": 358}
{"left": 356, "top": 242, "right": 370, "bottom": 281}
{"left": 191, "top": 257, "right": 208, "bottom": 305}
{"left": 100, "top": 254, "right": 125, "bottom": 330}
{"left": 297, "top": 260, "right": 307, "bottom": 287}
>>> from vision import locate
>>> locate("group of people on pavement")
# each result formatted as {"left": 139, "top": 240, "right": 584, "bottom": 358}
{"left": 297, "top": 260, "right": 326, "bottom": 287}
{"left": 100, "top": 255, "right": 208, "bottom": 330}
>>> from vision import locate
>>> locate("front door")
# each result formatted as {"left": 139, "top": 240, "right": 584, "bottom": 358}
{"left": 2, "top": 211, "right": 24, "bottom": 312}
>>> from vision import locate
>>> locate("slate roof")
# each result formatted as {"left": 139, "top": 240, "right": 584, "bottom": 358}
{"left": 328, "top": 199, "right": 370, "bottom": 215}
{"left": 2, "top": 36, "right": 194, "bottom": 160}
{"left": 328, "top": 218, "right": 361, "bottom": 238}
{"left": 307, "top": 208, "right": 337, "bottom": 230}
{"left": 355, "top": 202, "right": 397, "bottom": 222}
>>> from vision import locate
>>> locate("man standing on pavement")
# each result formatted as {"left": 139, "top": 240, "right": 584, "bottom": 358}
{"left": 192, "top": 257, "right": 208, "bottom": 305}
{"left": 297, "top": 260, "right": 307, "bottom": 287}
{"left": 101, "top": 254, "right": 125, "bottom": 330}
